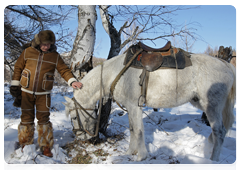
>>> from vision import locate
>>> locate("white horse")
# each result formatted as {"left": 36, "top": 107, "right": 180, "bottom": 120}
{"left": 63, "top": 53, "right": 236, "bottom": 162}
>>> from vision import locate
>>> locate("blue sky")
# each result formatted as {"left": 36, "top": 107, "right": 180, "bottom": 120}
{"left": 175, "top": 5, "right": 236, "bottom": 53}
{"left": 93, "top": 5, "right": 236, "bottom": 58}
{"left": 67, "top": 5, "right": 235, "bottom": 59}
{"left": 4, "top": 4, "right": 236, "bottom": 59}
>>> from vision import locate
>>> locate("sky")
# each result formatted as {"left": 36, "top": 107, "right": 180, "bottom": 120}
{"left": 175, "top": 5, "right": 236, "bottom": 53}
{"left": 2, "top": 3, "right": 237, "bottom": 59}
{"left": 63, "top": 5, "right": 236, "bottom": 59}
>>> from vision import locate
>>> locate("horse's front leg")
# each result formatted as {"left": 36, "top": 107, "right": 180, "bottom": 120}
{"left": 126, "top": 106, "right": 148, "bottom": 161}
{"left": 126, "top": 112, "right": 138, "bottom": 155}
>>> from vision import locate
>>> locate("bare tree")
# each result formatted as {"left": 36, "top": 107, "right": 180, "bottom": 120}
{"left": 69, "top": 5, "right": 97, "bottom": 79}
{"left": 204, "top": 45, "right": 218, "bottom": 57}
{"left": 180, "top": 24, "right": 196, "bottom": 52}
{"left": 4, "top": 5, "right": 76, "bottom": 72}
{"left": 99, "top": 5, "right": 200, "bottom": 57}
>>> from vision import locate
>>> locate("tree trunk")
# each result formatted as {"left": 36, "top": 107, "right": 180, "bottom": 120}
{"left": 99, "top": 98, "right": 112, "bottom": 136}
{"left": 98, "top": 5, "right": 123, "bottom": 136}
{"left": 68, "top": 5, "right": 97, "bottom": 140}
{"left": 70, "top": 5, "right": 97, "bottom": 79}
{"left": 99, "top": 5, "right": 121, "bottom": 60}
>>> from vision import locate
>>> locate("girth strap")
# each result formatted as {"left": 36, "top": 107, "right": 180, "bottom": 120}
{"left": 138, "top": 69, "right": 149, "bottom": 107}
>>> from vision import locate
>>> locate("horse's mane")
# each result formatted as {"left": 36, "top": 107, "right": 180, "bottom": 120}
{"left": 81, "top": 54, "right": 124, "bottom": 84}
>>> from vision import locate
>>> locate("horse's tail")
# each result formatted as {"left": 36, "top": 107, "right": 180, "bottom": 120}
{"left": 222, "top": 64, "right": 236, "bottom": 132}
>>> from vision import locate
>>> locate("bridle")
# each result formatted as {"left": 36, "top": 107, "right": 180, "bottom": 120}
{"left": 70, "top": 64, "right": 104, "bottom": 137}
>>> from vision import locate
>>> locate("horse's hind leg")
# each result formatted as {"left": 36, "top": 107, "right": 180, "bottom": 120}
{"left": 204, "top": 96, "right": 227, "bottom": 161}
{"left": 196, "top": 81, "right": 230, "bottom": 161}
{"left": 211, "top": 124, "right": 226, "bottom": 161}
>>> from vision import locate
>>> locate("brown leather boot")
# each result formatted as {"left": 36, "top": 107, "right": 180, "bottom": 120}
{"left": 42, "top": 147, "right": 53, "bottom": 157}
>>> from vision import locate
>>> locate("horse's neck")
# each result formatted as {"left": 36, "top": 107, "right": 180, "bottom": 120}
{"left": 74, "top": 54, "right": 125, "bottom": 108}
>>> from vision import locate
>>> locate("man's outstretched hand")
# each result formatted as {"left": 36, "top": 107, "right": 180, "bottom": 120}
{"left": 72, "top": 82, "right": 83, "bottom": 89}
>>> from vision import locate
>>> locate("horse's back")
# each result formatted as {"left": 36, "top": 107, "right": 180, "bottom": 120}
{"left": 191, "top": 54, "right": 235, "bottom": 86}
{"left": 112, "top": 53, "right": 235, "bottom": 109}
{"left": 147, "top": 53, "right": 234, "bottom": 108}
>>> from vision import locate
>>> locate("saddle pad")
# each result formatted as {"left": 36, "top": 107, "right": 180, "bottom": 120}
{"left": 161, "top": 49, "right": 192, "bottom": 69}
{"left": 124, "top": 44, "right": 192, "bottom": 70}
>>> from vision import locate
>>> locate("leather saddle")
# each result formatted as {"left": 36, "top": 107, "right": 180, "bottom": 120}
{"left": 139, "top": 41, "right": 171, "bottom": 52}
{"left": 124, "top": 41, "right": 192, "bottom": 72}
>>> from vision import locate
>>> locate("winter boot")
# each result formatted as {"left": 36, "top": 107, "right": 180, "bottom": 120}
{"left": 18, "top": 123, "right": 35, "bottom": 149}
{"left": 37, "top": 122, "right": 54, "bottom": 157}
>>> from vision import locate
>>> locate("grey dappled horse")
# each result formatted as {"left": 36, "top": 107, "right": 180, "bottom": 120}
{"left": 63, "top": 53, "right": 236, "bottom": 161}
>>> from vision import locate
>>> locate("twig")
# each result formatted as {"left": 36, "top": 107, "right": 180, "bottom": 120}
{"left": 33, "top": 154, "right": 41, "bottom": 164}
{"left": 111, "top": 121, "right": 129, "bottom": 129}
{"left": 143, "top": 111, "right": 169, "bottom": 136}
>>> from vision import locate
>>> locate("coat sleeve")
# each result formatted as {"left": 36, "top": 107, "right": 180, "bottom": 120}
{"left": 11, "top": 50, "right": 26, "bottom": 86}
{"left": 56, "top": 55, "right": 77, "bottom": 86}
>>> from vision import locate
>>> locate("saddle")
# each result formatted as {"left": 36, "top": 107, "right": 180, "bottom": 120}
{"left": 139, "top": 41, "right": 171, "bottom": 52}
{"left": 124, "top": 41, "right": 192, "bottom": 72}
{"left": 123, "top": 41, "right": 192, "bottom": 106}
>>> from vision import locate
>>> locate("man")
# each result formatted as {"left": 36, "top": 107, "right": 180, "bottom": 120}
{"left": 10, "top": 30, "right": 82, "bottom": 157}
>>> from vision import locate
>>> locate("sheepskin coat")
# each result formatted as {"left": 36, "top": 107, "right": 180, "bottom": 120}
{"left": 11, "top": 32, "right": 76, "bottom": 95}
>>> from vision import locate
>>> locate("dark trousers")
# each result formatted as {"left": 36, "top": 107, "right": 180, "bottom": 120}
{"left": 21, "top": 91, "right": 51, "bottom": 125}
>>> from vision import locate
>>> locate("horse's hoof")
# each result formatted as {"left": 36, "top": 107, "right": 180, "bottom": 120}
{"left": 137, "top": 154, "right": 148, "bottom": 161}
{"left": 126, "top": 149, "right": 137, "bottom": 155}
{"left": 125, "top": 150, "right": 131, "bottom": 155}
{"left": 210, "top": 155, "right": 219, "bottom": 162}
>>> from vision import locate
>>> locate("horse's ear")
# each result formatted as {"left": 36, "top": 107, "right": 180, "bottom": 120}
{"left": 64, "top": 96, "right": 72, "bottom": 104}
{"left": 62, "top": 102, "right": 68, "bottom": 107}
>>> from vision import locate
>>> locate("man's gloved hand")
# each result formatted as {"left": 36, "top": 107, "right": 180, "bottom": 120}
{"left": 10, "top": 86, "right": 22, "bottom": 107}
{"left": 13, "top": 95, "right": 22, "bottom": 107}
{"left": 10, "top": 86, "right": 21, "bottom": 97}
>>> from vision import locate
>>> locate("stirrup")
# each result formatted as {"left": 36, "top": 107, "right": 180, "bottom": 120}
{"left": 138, "top": 95, "right": 146, "bottom": 107}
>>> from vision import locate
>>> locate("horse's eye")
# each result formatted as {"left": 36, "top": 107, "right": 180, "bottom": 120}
{"left": 72, "top": 117, "right": 77, "bottom": 120}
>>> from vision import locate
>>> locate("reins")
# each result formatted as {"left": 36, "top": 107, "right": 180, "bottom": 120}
{"left": 71, "top": 97, "right": 97, "bottom": 120}
{"left": 71, "top": 64, "right": 104, "bottom": 137}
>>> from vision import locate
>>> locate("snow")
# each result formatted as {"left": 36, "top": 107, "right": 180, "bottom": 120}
{"left": 3, "top": 84, "right": 237, "bottom": 170}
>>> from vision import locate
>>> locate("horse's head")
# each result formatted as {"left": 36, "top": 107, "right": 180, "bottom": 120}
{"left": 62, "top": 96, "right": 97, "bottom": 141}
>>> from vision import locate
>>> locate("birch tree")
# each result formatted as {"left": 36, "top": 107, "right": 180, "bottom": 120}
{"left": 69, "top": 5, "right": 97, "bottom": 79}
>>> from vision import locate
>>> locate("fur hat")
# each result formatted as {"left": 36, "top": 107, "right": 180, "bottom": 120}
{"left": 33, "top": 30, "right": 56, "bottom": 46}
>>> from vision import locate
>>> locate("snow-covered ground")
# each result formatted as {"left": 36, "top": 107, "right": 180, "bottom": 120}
{"left": 3, "top": 84, "right": 236, "bottom": 169}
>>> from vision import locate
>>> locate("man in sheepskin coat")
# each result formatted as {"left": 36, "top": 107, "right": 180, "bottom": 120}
{"left": 10, "top": 30, "right": 82, "bottom": 157}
